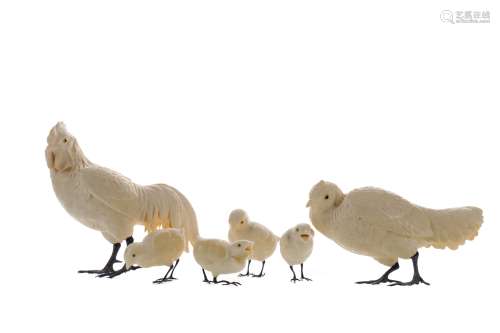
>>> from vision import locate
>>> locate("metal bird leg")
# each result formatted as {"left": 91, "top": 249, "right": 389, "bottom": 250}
{"left": 96, "top": 237, "right": 140, "bottom": 278}
{"left": 238, "top": 260, "right": 251, "bottom": 277}
{"left": 300, "top": 263, "right": 312, "bottom": 281}
{"left": 212, "top": 276, "right": 241, "bottom": 286}
{"left": 356, "top": 262, "right": 401, "bottom": 285}
{"left": 251, "top": 261, "right": 266, "bottom": 278}
{"left": 389, "top": 252, "right": 430, "bottom": 286}
{"left": 290, "top": 265, "right": 300, "bottom": 283}
{"left": 78, "top": 242, "right": 121, "bottom": 275}
{"left": 202, "top": 268, "right": 212, "bottom": 284}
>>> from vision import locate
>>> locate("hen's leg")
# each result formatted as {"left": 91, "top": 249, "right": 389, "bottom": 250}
{"left": 290, "top": 265, "right": 299, "bottom": 283}
{"left": 300, "top": 263, "right": 312, "bottom": 281}
{"left": 389, "top": 252, "right": 430, "bottom": 286}
{"left": 78, "top": 242, "right": 121, "bottom": 274}
{"left": 238, "top": 260, "right": 251, "bottom": 277}
{"left": 251, "top": 261, "right": 266, "bottom": 278}
{"left": 212, "top": 276, "right": 241, "bottom": 286}
{"left": 356, "top": 262, "right": 400, "bottom": 285}
{"left": 100, "top": 237, "right": 140, "bottom": 278}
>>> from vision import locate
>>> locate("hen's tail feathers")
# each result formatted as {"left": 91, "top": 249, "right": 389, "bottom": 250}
{"left": 140, "top": 184, "right": 199, "bottom": 252}
{"left": 425, "top": 206, "right": 483, "bottom": 250}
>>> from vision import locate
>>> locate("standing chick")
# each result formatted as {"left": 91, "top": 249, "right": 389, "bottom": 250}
{"left": 228, "top": 209, "right": 279, "bottom": 277}
{"left": 194, "top": 238, "right": 254, "bottom": 286}
{"left": 280, "top": 223, "right": 315, "bottom": 283}
{"left": 124, "top": 229, "right": 185, "bottom": 284}
{"left": 307, "top": 180, "right": 483, "bottom": 286}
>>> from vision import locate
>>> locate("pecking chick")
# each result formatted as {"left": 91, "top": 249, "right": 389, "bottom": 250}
{"left": 124, "top": 229, "right": 185, "bottom": 284}
{"left": 228, "top": 209, "right": 279, "bottom": 277}
{"left": 280, "top": 223, "right": 315, "bottom": 283}
{"left": 193, "top": 238, "right": 254, "bottom": 286}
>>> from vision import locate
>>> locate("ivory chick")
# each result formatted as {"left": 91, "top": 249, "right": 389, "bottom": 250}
{"left": 280, "top": 224, "right": 315, "bottom": 283}
{"left": 124, "top": 229, "right": 185, "bottom": 284}
{"left": 228, "top": 209, "right": 279, "bottom": 277}
{"left": 307, "top": 180, "right": 483, "bottom": 286}
{"left": 45, "top": 122, "right": 198, "bottom": 278}
{"left": 193, "top": 238, "right": 254, "bottom": 286}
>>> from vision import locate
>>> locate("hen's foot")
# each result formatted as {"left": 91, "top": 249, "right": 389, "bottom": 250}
{"left": 356, "top": 262, "right": 400, "bottom": 285}
{"left": 356, "top": 277, "right": 401, "bottom": 285}
{"left": 301, "top": 276, "right": 312, "bottom": 281}
{"left": 238, "top": 272, "right": 251, "bottom": 277}
{"left": 290, "top": 277, "right": 300, "bottom": 283}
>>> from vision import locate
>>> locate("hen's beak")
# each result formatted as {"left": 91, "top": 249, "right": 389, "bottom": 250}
{"left": 300, "top": 234, "right": 310, "bottom": 240}
{"left": 306, "top": 200, "right": 311, "bottom": 208}
{"left": 244, "top": 246, "right": 253, "bottom": 253}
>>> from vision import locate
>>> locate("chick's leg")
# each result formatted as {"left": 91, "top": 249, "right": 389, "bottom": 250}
{"left": 238, "top": 260, "right": 252, "bottom": 277}
{"left": 153, "top": 264, "right": 175, "bottom": 284}
{"left": 389, "top": 252, "right": 430, "bottom": 286}
{"left": 356, "top": 262, "right": 400, "bottom": 285}
{"left": 212, "top": 276, "right": 241, "bottom": 286}
{"left": 100, "top": 236, "right": 140, "bottom": 278}
{"left": 167, "top": 259, "right": 180, "bottom": 280}
{"left": 300, "top": 263, "right": 312, "bottom": 281}
{"left": 201, "top": 268, "right": 212, "bottom": 284}
{"left": 251, "top": 261, "right": 266, "bottom": 278}
{"left": 78, "top": 242, "right": 121, "bottom": 274}
{"left": 289, "top": 266, "right": 299, "bottom": 283}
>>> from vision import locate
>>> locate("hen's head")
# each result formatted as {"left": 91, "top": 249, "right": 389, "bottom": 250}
{"left": 45, "top": 122, "right": 88, "bottom": 173}
{"left": 307, "top": 180, "right": 344, "bottom": 212}
{"left": 228, "top": 209, "right": 249, "bottom": 230}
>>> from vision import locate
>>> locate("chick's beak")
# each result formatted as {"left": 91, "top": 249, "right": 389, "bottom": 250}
{"left": 300, "top": 234, "right": 310, "bottom": 240}
{"left": 306, "top": 200, "right": 311, "bottom": 208}
{"left": 244, "top": 246, "right": 253, "bottom": 253}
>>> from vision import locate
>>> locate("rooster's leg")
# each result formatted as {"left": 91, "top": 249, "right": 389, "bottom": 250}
{"left": 212, "top": 276, "right": 241, "bottom": 286}
{"left": 78, "top": 242, "right": 121, "bottom": 274}
{"left": 251, "top": 261, "right": 266, "bottom": 278}
{"left": 356, "top": 262, "right": 401, "bottom": 285}
{"left": 99, "top": 236, "right": 140, "bottom": 278}
{"left": 238, "top": 260, "right": 251, "bottom": 277}
{"left": 389, "top": 252, "right": 430, "bottom": 286}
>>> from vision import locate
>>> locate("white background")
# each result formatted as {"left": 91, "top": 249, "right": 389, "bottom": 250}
{"left": 0, "top": 1, "right": 499, "bottom": 332}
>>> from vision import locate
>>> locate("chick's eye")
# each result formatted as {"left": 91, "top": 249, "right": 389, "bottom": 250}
{"left": 295, "top": 228, "right": 299, "bottom": 232}
{"left": 324, "top": 195, "right": 329, "bottom": 200}
{"left": 238, "top": 244, "right": 241, "bottom": 247}
{"left": 240, "top": 220, "right": 244, "bottom": 224}
{"left": 63, "top": 138, "right": 68, "bottom": 143}
{"left": 132, "top": 254, "right": 136, "bottom": 258}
